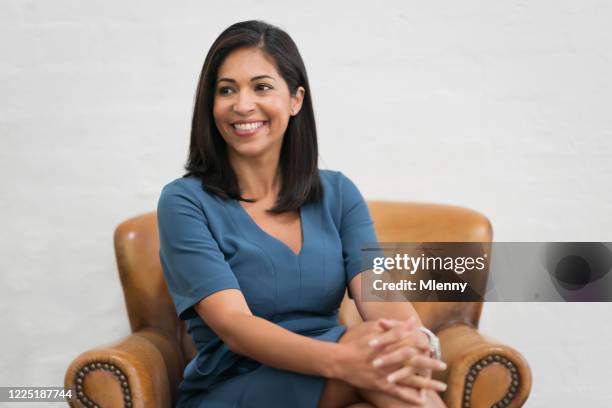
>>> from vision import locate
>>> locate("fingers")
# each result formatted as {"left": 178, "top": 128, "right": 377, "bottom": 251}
{"left": 376, "top": 316, "right": 416, "bottom": 331}
{"left": 369, "top": 319, "right": 417, "bottom": 348}
{"left": 403, "top": 330, "right": 431, "bottom": 353}
{"left": 370, "top": 329, "right": 431, "bottom": 354}
{"left": 385, "top": 365, "right": 413, "bottom": 383}
{"left": 372, "top": 345, "right": 419, "bottom": 369}
{"left": 376, "top": 380, "right": 426, "bottom": 406}
{"left": 408, "top": 354, "right": 447, "bottom": 372}
{"left": 395, "top": 385, "right": 427, "bottom": 406}
{"left": 397, "top": 373, "right": 447, "bottom": 393}
{"left": 381, "top": 331, "right": 431, "bottom": 355}
{"left": 413, "top": 331, "right": 432, "bottom": 353}
{"left": 385, "top": 365, "right": 446, "bottom": 394}
{"left": 378, "top": 354, "right": 446, "bottom": 383}
{"left": 376, "top": 319, "right": 435, "bottom": 355}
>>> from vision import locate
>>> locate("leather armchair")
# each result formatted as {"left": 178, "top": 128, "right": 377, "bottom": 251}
{"left": 65, "top": 202, "right": 532, "bottom": 407}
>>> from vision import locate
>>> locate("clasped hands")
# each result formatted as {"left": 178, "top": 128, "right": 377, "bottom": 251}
{"left": 341, "top": 316, "right": 447, "bottom": 406}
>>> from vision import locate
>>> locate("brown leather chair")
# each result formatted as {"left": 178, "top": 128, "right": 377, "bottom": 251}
{"left": 65, "top": 202, "right": 532, "bottom": 408}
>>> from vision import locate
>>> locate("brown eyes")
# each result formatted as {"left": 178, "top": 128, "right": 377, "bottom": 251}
{"left": 255, "top": 83, "right": 273, "bottom": 91}
{"left": 217, "top": 83, "right": 273, "bottom": 96}
{"left": 218, "top": 87, "right": 233, "bottom": 96}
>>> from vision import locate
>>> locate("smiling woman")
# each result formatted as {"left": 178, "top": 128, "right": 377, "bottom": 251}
{"left": 213, "top": 47, "right": 305, "bottom": 183}
{"left": 157, "top": 20, "right": 447, "bottom": 408}
{"left": 185, "top": 21, "right": 320, "bottom": 214}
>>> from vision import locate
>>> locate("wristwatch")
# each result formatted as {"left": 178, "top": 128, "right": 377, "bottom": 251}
{"left": 418, "top": 327, "right": 441, "bottom": 360}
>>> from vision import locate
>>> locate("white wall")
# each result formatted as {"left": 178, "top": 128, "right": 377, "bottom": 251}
{"left": 1, "top": 1, "right": 611, "bottom": 406}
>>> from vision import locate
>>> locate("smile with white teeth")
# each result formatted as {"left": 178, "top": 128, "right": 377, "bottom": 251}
{"left": 233, "top": 121, "right": 265, "bottom": 130}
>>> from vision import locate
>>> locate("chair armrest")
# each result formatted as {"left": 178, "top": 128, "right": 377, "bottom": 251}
{"left": 64, "top": 327, "right": 183, "bottom": 408}
{"left": 437, "top": 324, "right": 532, "bottom": 408}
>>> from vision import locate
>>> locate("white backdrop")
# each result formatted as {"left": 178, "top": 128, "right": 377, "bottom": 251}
{"left": 1, "top": 1, "right": 611, "bottom": 406}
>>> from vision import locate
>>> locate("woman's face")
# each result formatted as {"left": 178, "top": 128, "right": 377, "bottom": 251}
{"left": 213, "top": 47, "right": 304, "bottom": 161}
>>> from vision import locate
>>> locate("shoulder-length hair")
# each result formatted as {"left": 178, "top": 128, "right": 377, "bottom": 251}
{"left": 184, "top": 20, "right": 321, "bottom": 213}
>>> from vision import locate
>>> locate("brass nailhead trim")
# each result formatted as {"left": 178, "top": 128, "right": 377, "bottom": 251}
{"left": 73, "top": 362, "right": 131, "bottom": 407}
{"left": 462, "top": 354, "right": 521, "bottom": 408}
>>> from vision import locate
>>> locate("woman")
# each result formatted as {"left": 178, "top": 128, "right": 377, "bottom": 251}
{"left": 158, "top": 20, "right": 447, "bottom": 408}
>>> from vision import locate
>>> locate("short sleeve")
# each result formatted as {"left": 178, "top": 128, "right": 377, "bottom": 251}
{"left": 338, "top": 173, "right": 379, "bottom": 298}
{"left": 157, "top": 181, "right": 241, "bottom": 320}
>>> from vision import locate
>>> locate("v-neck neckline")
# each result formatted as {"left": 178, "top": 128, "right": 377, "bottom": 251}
{"left": 231, "top": 200, "right": 306, "bottom": 257}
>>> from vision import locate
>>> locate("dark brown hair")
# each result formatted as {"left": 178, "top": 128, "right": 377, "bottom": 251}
{"left": 185, "top": 20, "right": 321, "bottom": 213}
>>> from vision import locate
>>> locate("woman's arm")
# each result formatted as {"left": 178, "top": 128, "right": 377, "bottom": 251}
{"left": 195, "top": 287, "right": 434, "bottom": 404}
{"left": 194, "top": 288, "right": 338, "bottom": 378}
{"left": 349, "top": 272, "right": 448, "bottom": 394}
{"left": 349, "top": 272, "right": 438, "bottom": 363}
{"left": 349, "top": 272, "right": 423, "bottom": 324}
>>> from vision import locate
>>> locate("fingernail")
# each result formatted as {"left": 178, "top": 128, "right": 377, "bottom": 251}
{"left": 386, "top": 374, "right": 396, "bottom": 383}
{"left": 440, "top": 383, "right": 448, "bottom": 391}
{"left": 369, "top": 338, "right": 379, "bottom": 347}
{"left": 438, "top": 361, "right": 447, "bottom": 370}
{"left": 372, "top": 358, "right": 383, "bottom": 367}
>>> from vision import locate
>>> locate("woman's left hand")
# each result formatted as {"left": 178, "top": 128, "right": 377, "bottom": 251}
{"left": 370, "top": 318, "right": 448, "bottom": 395}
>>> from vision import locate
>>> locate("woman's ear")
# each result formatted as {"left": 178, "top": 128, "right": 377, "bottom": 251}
{"left": 291, "top": 86, "right": 305, "bottom": 116}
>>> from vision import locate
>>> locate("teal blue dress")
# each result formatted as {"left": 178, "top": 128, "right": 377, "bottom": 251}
{"left": 157, "top": 170, "right": 378, "bottom": 408}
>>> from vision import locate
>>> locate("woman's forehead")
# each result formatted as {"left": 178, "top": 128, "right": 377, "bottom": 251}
{"left": 217, "top": 47, "right": 280, "bottom": 80}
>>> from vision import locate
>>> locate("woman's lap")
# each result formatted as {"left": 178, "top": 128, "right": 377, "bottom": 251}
{"left": 188, "top": 365, "right": 327, "bottom": 407}
{"left": 179, "top": 325, "right": 348, "bottom": 408}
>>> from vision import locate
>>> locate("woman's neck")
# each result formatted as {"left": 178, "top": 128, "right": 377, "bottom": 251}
{"left": 229, "top": 151, "right": 281, "bottom": 201}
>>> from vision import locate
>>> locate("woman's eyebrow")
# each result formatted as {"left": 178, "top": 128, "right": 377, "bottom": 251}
{"left": 217, "top": 75, "right": 276, "bottom": 84}
{"left": 251, "top": 75, "right": 275, "bottom": 81}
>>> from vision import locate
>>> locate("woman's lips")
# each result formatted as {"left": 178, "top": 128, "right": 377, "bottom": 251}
{"left": 231, "top": 121, "right": 266, "bottom": 137}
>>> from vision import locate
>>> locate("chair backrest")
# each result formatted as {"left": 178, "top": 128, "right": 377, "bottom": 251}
{"left": 114, "top": 201, "right": 492, "bottom": 365}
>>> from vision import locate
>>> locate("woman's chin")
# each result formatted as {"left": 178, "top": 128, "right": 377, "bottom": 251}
{"left": 229, "top": 140, "right": 282, "bottom": 161}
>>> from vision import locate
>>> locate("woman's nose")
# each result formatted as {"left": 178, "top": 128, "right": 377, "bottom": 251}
{"left": 232, "top": 90, "right": 256, "bottom": 114}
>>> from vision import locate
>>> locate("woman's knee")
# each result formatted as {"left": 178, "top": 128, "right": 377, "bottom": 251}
{"left": 360, "top": 389, "right": 446, "bottom": 408}
{"left": 317, "top": 378, "right": 361, "bottom": 408}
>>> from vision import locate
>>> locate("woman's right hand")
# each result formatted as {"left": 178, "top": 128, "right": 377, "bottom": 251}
{"left": 333, "top": 317, "right": 443, "bottom": 405}
{"left": 372, "top": 319, "right": 448, "bottom": 398}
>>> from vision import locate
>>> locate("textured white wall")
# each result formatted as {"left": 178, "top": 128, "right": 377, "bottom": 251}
{"left": 1, "top": 1, "right": 611, "bottom": 406}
